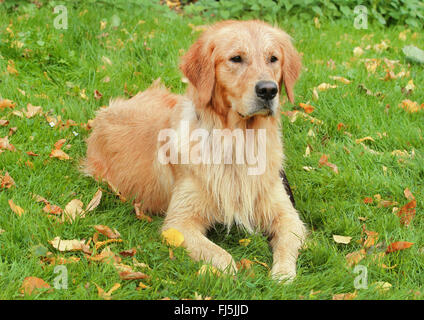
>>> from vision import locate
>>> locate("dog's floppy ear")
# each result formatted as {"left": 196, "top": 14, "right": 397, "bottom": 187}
{"left": 180, "top": 36, "right": 215, "bottom": 108}
{"left": 278, "top": 33, "right": 302, "bottom": 104}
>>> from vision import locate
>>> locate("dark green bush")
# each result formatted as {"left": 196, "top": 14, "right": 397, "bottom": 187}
{"left": 184, "top": 0, "right": 424, "bottom": 29}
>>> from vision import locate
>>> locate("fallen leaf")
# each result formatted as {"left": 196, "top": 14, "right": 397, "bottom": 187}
{"left": 239, "top": 239, "right": 251, "bottom": 246}
{"left": 373, "top": 281, "right": 392, "bottom": 293}
{"left": 21, "top": 277, "right": 52, "bottom": 295}
{"left": 299, "top": 103, "right": 315, "bottom": 114}
{"left": 162, "top": 228, "right": 184, "bottom": 247}
{"left": 43, "top": 203, "right": 63, "bottom": 215}
{"left": 94, "top": 225, "right": 121, "bottom": 239}
{"left": 355, "top": 136, "right": 375, "bottom": 144}
{"left": 332, "top": 291, "right": 357, "bottom": 300}
{"left": 363, "top": 231, "right": 379, "bottom": 248}
{"left": 363, "top": 197, "right": 373, "bottom": 204}
{"left": 396, "top": 200, "right": 416, "bottom": 226}
{"left": 1, "top": 172, "right": 15, "bottom": 189}
{"left": 8, "top": 199, "right": 24, "bottom": 216}
{"left": 94, "top": 282, "right": 120, "bottom": 300}
{"left": 404, "top": 188, "right": 415, "bottom": 201}
{"left": 23, "top": 103, "right": 42, "bottom": 118}
{"left": 0, "top": 99, "right": 16, "bottom": 109}
{"left": 318, "top": 154, "right": 339, "bottom": 174}
{"left": 85, "top": 189, "right": 102, "bottom": 212}
{"left": 119, "top": 248, "right": 136, "bottom": 257}
{"left": 398, "top": 99, "right": 423, "bottom": 113}
{"left": 0, "top": 136, "right": 16, "bottom": 152}
{"left": 119, "top": 271, "right": 149, "bottom": 280}
{"left": 346, "top": 249, "right": 366, "bottom": 267}
{"left": 49, "top": 236, "right": 90, "bottom": 253}
{"left": 330, "top": 76, "right": 351, "bottom": 84}
{"left": 134, "top": 202, "right": 153, "bottom": 222}
{"left": 333, "top": 235, "right": 352, "bottom": 244}
{"left": 317, "top": 83, "right": 337, "bottom": 91}
{"left": 49, "top": 138, "right": 70, "bottom": 160}
{"left": 64, "top": 199, "right": 85, "bottom": 222}
{"left": 386, "top": 241, "right": 414, "bottom": 253}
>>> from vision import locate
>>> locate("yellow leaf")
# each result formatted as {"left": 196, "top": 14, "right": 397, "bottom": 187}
{"left": 333, "top": 235, "right": 352, "bottom": 244}
{"left": 239, "top": 238, "right": 251, "bottom": 246}
{"left": 161, "top": 228, "right": 184, "bottom": 247}
{"left": 21, "top": 277, "right": 52, "bottom": 295}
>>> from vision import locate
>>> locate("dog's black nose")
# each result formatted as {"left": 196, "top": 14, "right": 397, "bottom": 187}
{"left": 255, "top": 81, "right": 278, "bottom": 101}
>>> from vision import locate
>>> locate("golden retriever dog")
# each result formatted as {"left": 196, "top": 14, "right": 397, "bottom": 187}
{"left": 84, "top": 20, "right": 306, "bottom": 281}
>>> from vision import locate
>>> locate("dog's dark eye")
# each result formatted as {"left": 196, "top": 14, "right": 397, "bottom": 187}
{"left": 230, "top": 55, "right": 242, "bottom": 63}
{"left": 270, "top": 56, "right": 278, "bottom": 63}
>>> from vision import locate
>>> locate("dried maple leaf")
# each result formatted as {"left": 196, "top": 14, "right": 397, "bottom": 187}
{"left": 20, "top": 277, "right": 52, "bottom": 295}
{"left": 94, "top": 225, "right": 121, "bottom": 239}
{"left": 8, "top": 199, "right": 24, "bottom": 216}
{"left": 162, "top": 228, "right": 184, "bottom": 247}
{"left": 318, "top": 154, "right": 339, "bottom": 174}
{"left": 386, "top": 241, "right": 414, "bottom": 253}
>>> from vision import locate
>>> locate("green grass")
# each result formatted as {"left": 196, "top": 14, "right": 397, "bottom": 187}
{"left": 0, "top": 0, "right": 423, "bottom": 300}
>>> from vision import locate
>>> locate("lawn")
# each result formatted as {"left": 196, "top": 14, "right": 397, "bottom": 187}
{"left": 0, "top": 0, "right": 423, "bottom": 300}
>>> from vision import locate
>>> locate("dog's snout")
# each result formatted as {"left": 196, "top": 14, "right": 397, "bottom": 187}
{"left": 255, "top": 81, "right": 278, "bottom": 101}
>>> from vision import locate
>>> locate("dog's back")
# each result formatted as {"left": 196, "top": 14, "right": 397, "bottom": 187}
{"left": 84, "top": 84, "right": 182, "bottom": 212}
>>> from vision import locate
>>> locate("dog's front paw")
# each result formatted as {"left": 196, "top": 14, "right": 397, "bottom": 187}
{"left": 271, "top": 262, "right": 296, "bottom": 284}
{"left": 212, "top": 252, "right": 237, "bottom": 275}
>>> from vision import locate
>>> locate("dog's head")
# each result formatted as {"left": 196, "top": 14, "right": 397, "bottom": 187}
{"left": 180, "top": 20, "right": 301, "bottom": 119}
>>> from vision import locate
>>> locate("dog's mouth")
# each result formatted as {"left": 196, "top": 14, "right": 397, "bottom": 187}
{"left": 237, "top": 107, "right": 274, "bottom": 119}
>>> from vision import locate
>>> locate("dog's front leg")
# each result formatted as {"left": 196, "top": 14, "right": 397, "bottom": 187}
{"left": 268, "top": 186, "right": 307, "bottom": 282}
{"left": 162, "top": 179, "right": 237, "bottom": 274}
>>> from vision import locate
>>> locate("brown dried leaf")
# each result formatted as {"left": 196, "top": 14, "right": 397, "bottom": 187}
{"left": 85, "top": 189, "right": 102, "bottom": 212}
{"left": 386, "top": 241, "right": 414, "bottom": 253}
{"left": 21, "top": 277, "right": 52, "bottom": 295}
{"left": 119, "top": 271, "right": 149, "bottom": 280}
{"left": 1, "top": 172, "right": 15, "bottom": 189}
{"left": 8, "top": 199, "right": 24, "bottom": 216}
{"left": 94, "top": 225, "right": 121, "bottom": 239}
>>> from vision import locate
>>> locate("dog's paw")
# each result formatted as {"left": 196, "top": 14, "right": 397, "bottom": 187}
{"left": 213, "top": 252, "right": 237, "bottom": 275}
{"left": 271, "top": 262, "right": 296, "bottom": 284}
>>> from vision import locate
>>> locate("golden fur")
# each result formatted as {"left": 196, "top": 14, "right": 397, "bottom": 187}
{"left": 85, "top": 20, "right": 306, "bottom": 281}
